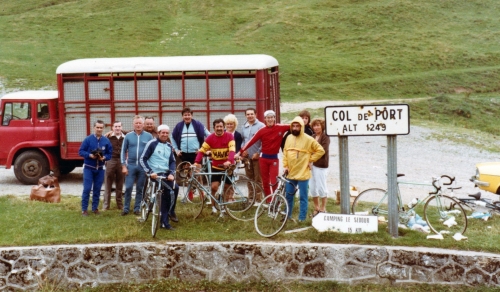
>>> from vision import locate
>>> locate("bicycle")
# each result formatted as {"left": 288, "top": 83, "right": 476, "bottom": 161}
{"left": 351, "top": 174, "right": 468, "bottom": 235}
{"left": 183, "top": 162, "right": 262, "bottom": 221}
{"left": 177, "top": 155, "right": 251, "bottom": 205}
{"left": 443, "top": 175, "right": 500, "bottom": 217}
{"left": 254, "top": 175, "right": 294, "bottom": 238}
{"left": 138, "top": 173, "right": 177, "bottom": 237}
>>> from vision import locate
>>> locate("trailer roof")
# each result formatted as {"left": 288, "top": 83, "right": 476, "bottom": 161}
{"left": 1, "top": 90, "right": 58, "bottom": 100}
{"left": 56, "top": 54, "right": 279, "bottom": 74}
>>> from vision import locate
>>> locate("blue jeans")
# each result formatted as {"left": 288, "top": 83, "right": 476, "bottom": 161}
{"left": 82, "top": 166, "right": 105, "bottom": 212}
{"left": 123, "top": 164, "right": 147, "bottom": 213}
{"left": 285, "top": 179, "right": 309, "bottom": 221}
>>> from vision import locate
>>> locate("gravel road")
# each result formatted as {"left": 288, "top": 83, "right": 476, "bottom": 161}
{"left": 1, "top": 101, "right": 499, "bottom": 204}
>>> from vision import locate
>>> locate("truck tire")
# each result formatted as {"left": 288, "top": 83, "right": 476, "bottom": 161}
{"left": 14, "top": 151, "right": 50, "bottom": 185}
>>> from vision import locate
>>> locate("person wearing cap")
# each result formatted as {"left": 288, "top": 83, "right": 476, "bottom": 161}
{"left": 237, "top": 109, "right": 289, "bottom": 199}
{"left": 283, "top": 116, "right": 325, "bottom": 222}
{"left": 140, "top": 124, "right": 179, "bottom": 230}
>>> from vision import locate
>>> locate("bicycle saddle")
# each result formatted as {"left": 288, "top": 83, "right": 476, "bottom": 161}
{"left": 468, "top": 192, "right": 481, "bottom": 200}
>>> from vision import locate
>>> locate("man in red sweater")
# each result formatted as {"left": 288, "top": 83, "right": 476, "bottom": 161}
{"left": 237, "top": 110, "right": 289, "bottom": 198}
{"left": 194, "top": 119, "right": 235, "bottom": 213}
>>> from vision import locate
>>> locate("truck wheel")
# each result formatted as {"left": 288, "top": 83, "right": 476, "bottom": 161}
{"left": 14, "top": 151, "right": 50, "bottom": 185}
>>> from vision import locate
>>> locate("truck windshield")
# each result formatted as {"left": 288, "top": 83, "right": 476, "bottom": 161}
{"left": 2, "top": 102, "right": 31, "bottom": 125}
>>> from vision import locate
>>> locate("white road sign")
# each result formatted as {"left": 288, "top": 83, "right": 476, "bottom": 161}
{"left": 312, "top": 213, "right": 378, "bottom": 233}
{"left": 325, "top": 104, "right": 410, "bottom": 136}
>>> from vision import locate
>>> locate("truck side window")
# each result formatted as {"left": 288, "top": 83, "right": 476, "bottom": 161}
{"left": 38, "top": 103, "right": 49, "bottom": 120}
{"left": 2, "top": 102, "right": 31, "bottom": 126}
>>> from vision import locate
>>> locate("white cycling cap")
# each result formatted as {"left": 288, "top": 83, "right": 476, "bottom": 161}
{"left": 264, "top": 110, "right": 276, "bottom": 117}
{"left": 158, "top": 124, "right": 170, "bottom": 132}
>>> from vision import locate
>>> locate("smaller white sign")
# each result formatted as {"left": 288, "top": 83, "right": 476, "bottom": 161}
{"left": 325, "top": 104, "right": 410, "bottom": 136}
{"left": 312, "top": 213, "right": 378, "bottom": 233}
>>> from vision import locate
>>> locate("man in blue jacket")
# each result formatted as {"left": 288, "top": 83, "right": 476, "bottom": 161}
{"left": 140, "top": 124, "right": 179, "bottom": 230}
{"left": 79, "top": 120, "right": 112, "bottom": 216}
{"left": 121, "top": 115, "right": 154, "bottom": 216}
{"left": 171, "top": 107, "right": 210, "bottom": 164}
{"left": 171, "top": 107, "right": 210, "bottom": 201}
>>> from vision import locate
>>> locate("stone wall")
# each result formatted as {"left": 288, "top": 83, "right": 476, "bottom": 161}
{"left": 1, "top": 242, "right": 499, "bottom": 291}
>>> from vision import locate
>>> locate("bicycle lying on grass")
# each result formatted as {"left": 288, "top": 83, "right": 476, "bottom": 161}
{"left": 442, "top": 175, "right": 500, "bottom": 217}
{"left": 351, "top": 174, "right": 468, "bottom": 235}
{"left": 180, "top": 162, "right": 262, "bottom": 221}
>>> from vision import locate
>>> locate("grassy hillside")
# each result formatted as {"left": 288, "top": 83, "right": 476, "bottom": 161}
{"left": 1, "top": 0, "right": 500, "bottom": 102}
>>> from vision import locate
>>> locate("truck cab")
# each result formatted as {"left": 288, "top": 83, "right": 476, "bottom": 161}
{"left": 0, "top": 91, "right": 60, "bottom": 184}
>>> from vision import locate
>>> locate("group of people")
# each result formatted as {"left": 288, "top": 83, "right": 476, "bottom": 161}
{"left": 237, "top": 109, "right": 329, "bottom": 222}
{"left": 78, "top": 106, "right": 331, "bottom": 231}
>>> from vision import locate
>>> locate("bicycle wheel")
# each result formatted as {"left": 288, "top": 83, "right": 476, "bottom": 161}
{"left": 424, "top": 195, "right": 467, "bottom": 235}
{"left": 193, "top": 185, "right": 207, "bottom": 219}
{"left": 254, "top": 193, "right": 289, "bottom": 237}
{"left": 140, "top": 180, "right": 154, "bottom": 222}
{"left": 351, "top": 188, "right": 388, "bottom": 217}
{"left": 493, "top": 201, "right": 500, "bottom": 215}
{"left": 151, "top": 191, "right": 161, "bottom": 237}
{"left": 224, "top": 178, "right": 261, "bottom": 221}
{"left": 185, "top": 175, "right": 209, "bottom": 204}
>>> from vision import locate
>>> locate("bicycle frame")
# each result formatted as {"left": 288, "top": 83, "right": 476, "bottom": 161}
{"left": 187, "top": 165, "right": 246, "bottom": 208}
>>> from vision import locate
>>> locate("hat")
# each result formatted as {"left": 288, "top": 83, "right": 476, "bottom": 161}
{"left": 264, "top": 110, "right": 276, "bottom": 117}
{"left": 157, "top": 124, "right": 170, "bottom": 132}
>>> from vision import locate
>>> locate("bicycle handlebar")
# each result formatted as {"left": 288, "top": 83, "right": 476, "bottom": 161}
{"left": 429, "top": 177, "right": 442, "bottom": 195}
{"left": 146, "top": 173, "right": 168, "bottom": 183}
{"left": 441, "top": 175, "right": 455, "bottom": 185}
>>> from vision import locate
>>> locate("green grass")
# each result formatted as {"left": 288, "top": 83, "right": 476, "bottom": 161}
{"left": 2, "top": 194, "right": 500, "bottom": 254}
{"left": 38, "top": 278, "right": 499, "bottom": 292}
{"left": 2, "top": 0, "right": 500, "bottom": 102}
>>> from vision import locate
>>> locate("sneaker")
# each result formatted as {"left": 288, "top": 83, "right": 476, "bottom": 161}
{"left": 211, "top": 207, "right": 218, "bottom": 215}
{"left": 133, "top": 211, "right": 140, "bottom": 215}
{"left": 121, "top": 211, "right": 129, "bottom": 216}
{"left": 82, "top": 211, "right": 89, "bottom": 216}
{"left": 92, "top": 209, "right": 100, "bottom": 215}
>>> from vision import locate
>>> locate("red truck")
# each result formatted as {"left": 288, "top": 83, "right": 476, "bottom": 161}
{"left": 0, "top": 55, "right": 281, "bottom": 184}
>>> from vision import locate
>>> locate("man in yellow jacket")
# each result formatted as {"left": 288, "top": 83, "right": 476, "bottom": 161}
{"left": 283, "top": 116, "right": 325, "bottom": 222}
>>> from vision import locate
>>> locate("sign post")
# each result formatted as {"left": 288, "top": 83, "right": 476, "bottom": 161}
{"left": 325, "top": 104, "right": 410, "bottom": 237}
